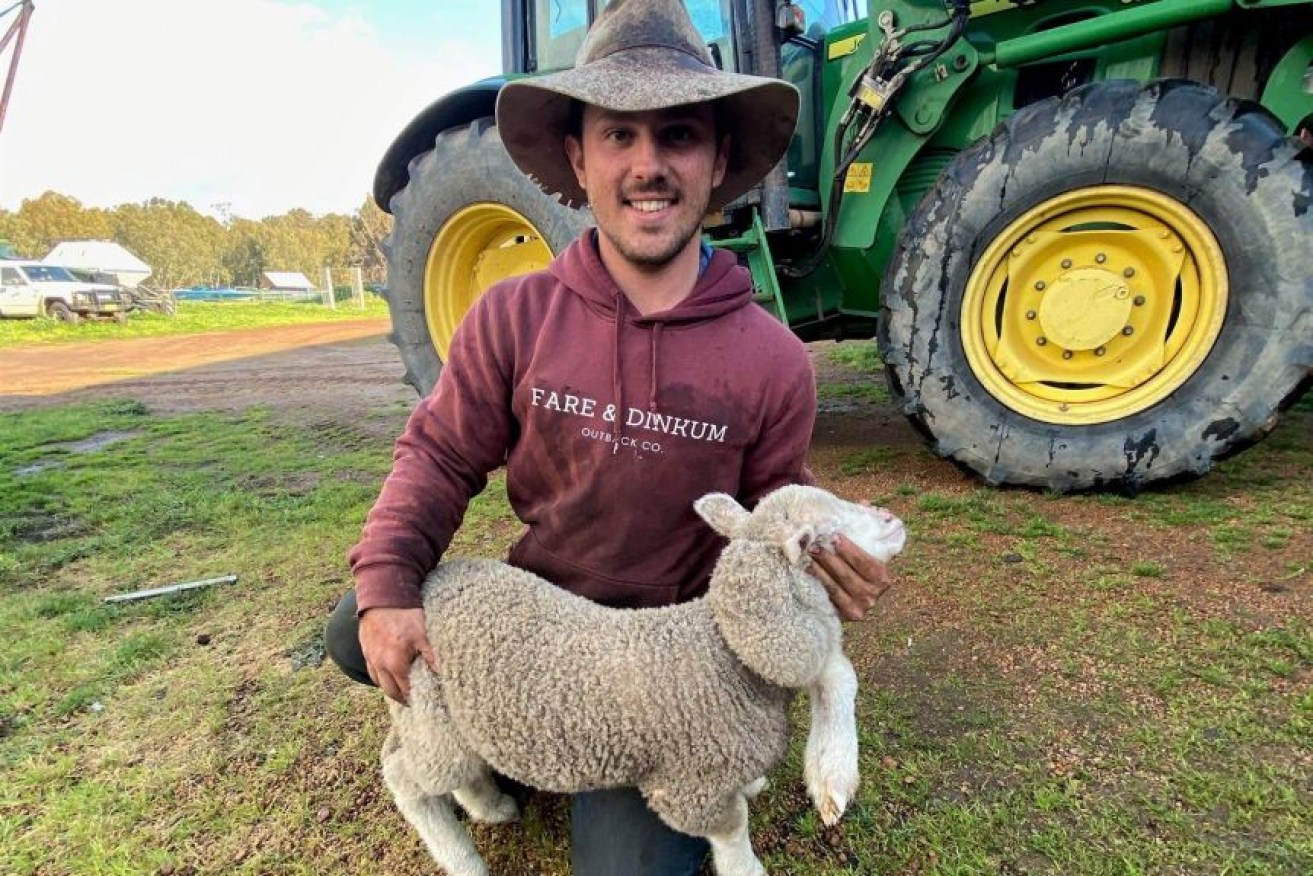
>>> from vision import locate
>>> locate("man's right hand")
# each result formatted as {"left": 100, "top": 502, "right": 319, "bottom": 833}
{"left": 358, "top": 606, "right": 439, "bottom": 705}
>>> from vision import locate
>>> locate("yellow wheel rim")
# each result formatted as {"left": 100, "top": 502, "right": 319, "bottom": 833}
{"left": 962, "top": 185, "right": 1228, "bottom": 425}
{"left": 425, "top": 204, "right": 554, "bottom": 360}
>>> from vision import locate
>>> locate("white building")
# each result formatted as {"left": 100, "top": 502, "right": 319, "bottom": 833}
{"left": 261, "top": 271, "right": 316, "bottom": 293}
{"left": 44, "top": 240, "right": 152, "bottom": 288}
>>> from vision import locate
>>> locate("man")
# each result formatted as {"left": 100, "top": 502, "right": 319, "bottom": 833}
{"left": 327, "top": 1, "right": 890, "bottom": 872}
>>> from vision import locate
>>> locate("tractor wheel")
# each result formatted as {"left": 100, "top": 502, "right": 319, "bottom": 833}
{"left": 383, "top": 117, "right": 590, "bottom": 395}
{"left": 47, "top": 301, "right": 81, "bottom": 325}
{"left": 879, "top": 79, "right": 1311, "bottom": 492}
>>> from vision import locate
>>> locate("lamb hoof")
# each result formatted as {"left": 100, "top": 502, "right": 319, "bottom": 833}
{"left": 472, "top": 793, "right": 520, "bottom": 825}
{"left": 816, "top": 789, "right": 848, "bottom": 827}
{"left": 743, "top": 777, "right": 768, "bottom": 799}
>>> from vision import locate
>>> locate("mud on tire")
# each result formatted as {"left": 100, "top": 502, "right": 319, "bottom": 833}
{"left": 879, "top": 79, "right": 1312, "bottom": 492}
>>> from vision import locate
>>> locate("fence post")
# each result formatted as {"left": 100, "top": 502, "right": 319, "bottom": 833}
{"left": 322, "top": 266, "right": 335, "bottom": 309}
{"left": 353, "top": 265, "right": 365, "bottom": 310}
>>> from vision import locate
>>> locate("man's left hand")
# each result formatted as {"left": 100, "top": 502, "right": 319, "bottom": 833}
{"left": 808, "top": 534, "right": 893, "bottom": 621}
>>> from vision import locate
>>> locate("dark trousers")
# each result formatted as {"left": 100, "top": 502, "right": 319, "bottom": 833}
{"left": 325, "top": 591, "right": 710, "bottom": 876}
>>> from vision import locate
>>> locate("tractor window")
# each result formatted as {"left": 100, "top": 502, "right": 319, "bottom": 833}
{"left": 793, "top": 0, "right": 867, "bottom": 37}
{"left": 534, "top": 0, "right": 590, "bottom": 71}
{"left": 687, "top": 0, "right": 737, "bottom": 72}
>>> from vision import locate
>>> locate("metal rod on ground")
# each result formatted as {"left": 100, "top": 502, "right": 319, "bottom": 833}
{"left": 104, "top": 574, "right": 238, "bottom": 604}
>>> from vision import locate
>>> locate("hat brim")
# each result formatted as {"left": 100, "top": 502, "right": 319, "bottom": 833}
{"left": 496, "top": 47, "right": 799, "bottom": 211}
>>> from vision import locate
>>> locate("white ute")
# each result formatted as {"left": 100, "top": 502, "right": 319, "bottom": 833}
{"left": 0, "top": 260, "right": 129, "bottom": 324}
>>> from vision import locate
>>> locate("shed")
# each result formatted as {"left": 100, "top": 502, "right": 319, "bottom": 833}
{"left": 261, "top": 271, "right": 316, "bottom": 293}
{"left": 44, "top": 240, "right": 152, "bottom": 288}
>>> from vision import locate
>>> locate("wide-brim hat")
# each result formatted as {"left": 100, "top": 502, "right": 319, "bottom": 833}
{"left": 496, "top": 0, "right": 800, "bottom": 211}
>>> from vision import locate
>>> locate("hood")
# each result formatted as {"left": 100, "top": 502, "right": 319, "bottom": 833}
{"left": 547, "top": 231, "right": 754, "bottom": 325}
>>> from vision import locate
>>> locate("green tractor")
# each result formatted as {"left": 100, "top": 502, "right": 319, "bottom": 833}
{"left": 373, "top": 0, "right": 1312, "bottom": 492}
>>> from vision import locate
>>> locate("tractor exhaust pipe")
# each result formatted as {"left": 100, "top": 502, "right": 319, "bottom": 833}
{"left": 747, "top": 0, "right": 791, "bottom": 232}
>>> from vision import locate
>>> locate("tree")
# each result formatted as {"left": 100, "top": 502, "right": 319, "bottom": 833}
{"left": 350, "top": 195, "right": 392, "bottom": 286}
{"left": 113, "top": 199, "right": 227, "bottom": 289}
{"left": 0, "top": 191, "right": 113, "bottom": 258}
{"left": 0, "top": 190, "right": 385, "bottom": 292}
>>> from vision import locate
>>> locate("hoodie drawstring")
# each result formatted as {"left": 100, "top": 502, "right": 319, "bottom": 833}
{"left": 649, "top": 323, "right": 663, "bottom": 411}
{"left": 612, "top": 291, "right": 625, "bottom": 456}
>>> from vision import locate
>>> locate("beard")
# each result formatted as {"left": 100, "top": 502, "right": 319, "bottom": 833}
{"left": 593, "top": 182, "right": 713, "bottom": 271}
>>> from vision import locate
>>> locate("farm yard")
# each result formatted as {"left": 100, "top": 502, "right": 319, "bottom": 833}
{"left": 0, "top": 320, "right": 1309, "bottom": 875}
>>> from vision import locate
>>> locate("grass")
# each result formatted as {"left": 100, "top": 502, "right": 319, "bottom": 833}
{"left": 819, "top": 341, "right": 893, "bottom": 406}
{"left": 1, "top": 379, "right": 1310, "bottom": 872}
{"left": 0, "top": 296, "right": 389, "bottom": 349}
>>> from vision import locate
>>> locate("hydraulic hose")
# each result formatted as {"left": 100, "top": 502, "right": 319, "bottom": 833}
{"left": 780, "top": 0, "right": 971, "bottom": 279}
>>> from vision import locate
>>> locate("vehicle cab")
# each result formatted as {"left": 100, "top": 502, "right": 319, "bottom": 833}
{"left": 0, "top": 260, "right": 129, "bottom": 323}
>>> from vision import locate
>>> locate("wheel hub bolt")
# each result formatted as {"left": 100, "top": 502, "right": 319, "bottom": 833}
{"left": 1062, "top": 350, "right": 1073, "bottom": 360}
{"left": 1123, "top": 267, "right": 1136, "bottom": 278}
{"left": 1035, "top": 280, "right": 1046, "bottom": 291}
{"left": 1095, "top": 346, "right": 1107, "bottom": 356}
{"left": 1061, "top": 259, "right": 1073, "bottom": 269}
{"left": 1037, "top": 336, "right": 1048, "bottom": 346}
{"left": 1095, "top": 253, "right": 1107, "bottom": 264}
{"left": 1026, "top": 310, "right": 1037, "bottom": 320}
{"left": 1134, "top": 295, "right": 1146, "bottom": 306}
{"left": 1123, "top": 325, "right": 1134, "bottom": 336}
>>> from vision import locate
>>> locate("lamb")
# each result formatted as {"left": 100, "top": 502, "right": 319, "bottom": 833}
{"left": 381, "top": 484, "right": 907, "bottom": 876}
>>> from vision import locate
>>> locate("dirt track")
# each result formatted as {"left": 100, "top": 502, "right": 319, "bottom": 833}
{"left": 0, "top": 320, "right": 925, "bottom": 455}
{"left": 0, "top": 320, "right": 419, "bottom": 429}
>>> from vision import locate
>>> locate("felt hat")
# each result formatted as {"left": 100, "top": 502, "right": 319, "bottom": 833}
{"left": 496, "top": 0, "right": 800, "bottom": 210}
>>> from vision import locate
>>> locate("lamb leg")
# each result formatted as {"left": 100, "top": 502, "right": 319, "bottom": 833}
{"left": 704, "top": 792, "right": 767, "bottom": 876}
{"left": 382, "top": 733, "right": 489, "bottom": 876}
{"left": 804, "top": 649, "right": 860, "bottom": 825}
{"left": 452, "top": 768, "right": 520, "bottom": 824}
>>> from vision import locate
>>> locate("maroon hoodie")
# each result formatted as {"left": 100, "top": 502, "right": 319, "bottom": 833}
{"left": 349, "top": 233, "right": 816, "bottom": 612}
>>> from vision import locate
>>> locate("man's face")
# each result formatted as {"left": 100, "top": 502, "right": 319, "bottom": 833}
{"left": 565, "top": 103, "right": 729, "bottom": 270}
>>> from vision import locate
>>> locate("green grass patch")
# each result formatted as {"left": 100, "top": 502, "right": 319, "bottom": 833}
{"left": 816, "top": 380, "right": 891, "bottom": 404}
{"left": 827, "top": 340, "right": 884, "bottom": 373}
{"left": 1, "top": 397, "right": 1309, "bottom": 874}
{"left": 0, "top": 296, "right": 388, "bottom": 348}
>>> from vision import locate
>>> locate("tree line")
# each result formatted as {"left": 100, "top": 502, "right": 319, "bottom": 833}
{"left": 0, "top": 191, "right": 393, "bottom": 291}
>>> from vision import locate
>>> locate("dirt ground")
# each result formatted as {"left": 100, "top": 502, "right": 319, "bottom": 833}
{"left": 3, "top": 322, "right": 1304, "bottom": 611}
{"left": 0, "top": 321, "right": 925, "bottom": 452}
{"left": 0, "top": 321, "right": 416, "bottom": 436}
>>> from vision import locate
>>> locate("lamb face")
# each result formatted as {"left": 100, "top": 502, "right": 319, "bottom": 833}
{"left": 696, "top": 485, "right": 907, "bottom": 566}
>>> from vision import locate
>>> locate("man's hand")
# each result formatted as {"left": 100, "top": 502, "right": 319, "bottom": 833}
{"left": 808, "top": 534, "right": 893, "bottom": 621}
{"left": 358, "top": 606, "right": 439, "bottom": 705}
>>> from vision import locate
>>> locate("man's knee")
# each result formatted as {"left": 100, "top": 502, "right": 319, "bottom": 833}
{"left": 571, "top": 787, "right": 708, "bottom": 876}
{"left": 325, "top": 589, "right": 374, "bottom": 687}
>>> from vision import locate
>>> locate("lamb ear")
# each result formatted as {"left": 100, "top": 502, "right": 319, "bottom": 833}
{"left": 783, "top": 523, "right": 820, "bottom": 566}
{"left": 694, "top": 493, "right": 750, "bottom": 538}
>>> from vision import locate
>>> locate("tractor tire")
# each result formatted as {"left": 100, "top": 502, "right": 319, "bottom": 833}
{"left": 879, "top": 79, "right": 1312, "bottom": 492}
{"left": 383, "top": 117, "right": 590, "bottom": 395}
{"left": 1159, "top": 7, "right": 1313, "bottom": 102}
{"left": 47, "top": 301, "right": 81, "bottom": 325}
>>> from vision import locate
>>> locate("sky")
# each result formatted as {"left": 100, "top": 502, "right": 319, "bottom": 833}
{"left": 0, "top": 0, "right": 504, "bottom": 220}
